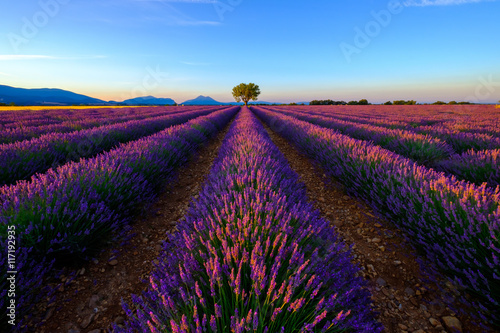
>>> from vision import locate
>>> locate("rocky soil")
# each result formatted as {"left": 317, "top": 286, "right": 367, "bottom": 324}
{"left": 35, "top": 120, "right": 234, "bottom": 333}
{"left": 31, "top": 114, "right": 494, "bottom": 333}
{"left": 262, "top": 121, "right": 491, "bottom": 333}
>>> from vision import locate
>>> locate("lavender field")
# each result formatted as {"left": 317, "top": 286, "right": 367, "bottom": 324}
{"left": 1, "top": 105, "right": 499, "bottom": 332}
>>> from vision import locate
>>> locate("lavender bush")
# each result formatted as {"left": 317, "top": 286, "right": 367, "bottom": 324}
{"left": 269, "top": 107, "right": 454, "bottom": 165}
{"left": 414, "top": 125, "right": 500, "bottom": 153}
{"left": 0, "top": 107, "right": 238, "bottom": 332}
{"left": 268, "top": 106, "right": 499, "bottom": 188}
{"left": 118, "top": 108, "right": 381, "bottom": 332}
{"left": 435, "top": 149, "right": 500, "bottom": 187}
{"left": 0, "top": 107, "right": 226, "bottom": 186}
{"left": 0, "top": 106, "right": 186, "bottom": 144}
{"left": 253, "top": 106, "right": 500, "bottom": 327}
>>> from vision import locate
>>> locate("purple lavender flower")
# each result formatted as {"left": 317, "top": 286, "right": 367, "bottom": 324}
{"left": 253, "top": 105, "right": 500, "bottom": 327}
{"left": 116, "top": 107, "right": 381, "bottom": 332}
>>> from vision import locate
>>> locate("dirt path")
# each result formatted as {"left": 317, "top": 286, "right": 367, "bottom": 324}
{"left": 261, "top": 122, "right": 488, "bottom": 333}
{"left": 35, "top": 119, "right": 234, "bottom": 333}
{"left": 33, "top": 113, "right": 490, "bottom": 333}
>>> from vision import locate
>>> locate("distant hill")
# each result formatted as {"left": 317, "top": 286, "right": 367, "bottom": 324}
{"left": 181, "top": 95, "right": 224, "bottom": 105}
{"left": 0, "top": 85, "right": 106, "bottom": 105}
{"left": 122, "top": 96, "right": 176, "bottom": 105}
{"left": 178, "top": 97, "right": 280, "bottom": 106}
{"left": 0, "top": 85, "right": 289, "bottom": 106}
{"left": 179, "top": 96, "right": 280, "bottom": 106}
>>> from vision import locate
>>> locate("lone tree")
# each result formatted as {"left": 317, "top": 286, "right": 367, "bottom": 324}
{"left": 232, "top": 83, "right": 260, "bottom": 107}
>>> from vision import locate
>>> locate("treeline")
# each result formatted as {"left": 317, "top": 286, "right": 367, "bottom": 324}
{"left": 385, "top": 100, "right": 472, "bottom": 105}
{"left": 310, "top": 99, "right": 370, "bottom": 105}
{"left": 431, "top": 101, "right": 473, "bottom": 105}
{"left": 384, "top": 100, "right": 417, "bottom": 105}
{"left": 310, "top": 99, "right": 477, "bottom": 106}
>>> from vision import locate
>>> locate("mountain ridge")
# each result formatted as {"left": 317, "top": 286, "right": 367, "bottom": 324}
{"left": 0, "top": 85, "right": 106, "bottom": 105}
{"left": 122, "top": 96, "right": 176, "bottom": 105}
{"left": 0, "top": 84, "right": 286, "bottom": 106}
{"left": 180, "top": 95, "right": 223, "bottom": 105}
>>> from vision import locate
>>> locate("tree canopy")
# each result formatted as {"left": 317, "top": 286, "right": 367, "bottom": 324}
{"left": 232, "top": 83, "right": 261, "bottom": 106}
{"left": 393, "top": 100, "right": 417, "bottom": 105}
{"left": 310, "top": 99, "right": 347, "bottom": 105}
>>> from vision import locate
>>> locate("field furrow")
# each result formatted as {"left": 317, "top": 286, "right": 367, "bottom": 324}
{"left": 3, "top": 104, "right": 498, "bottom": 332}
{"left": 117, "top": 107, "right": 381, "bottom": 332}
{"left": 0, "top": 107, "right": 197, "bottom": 144}
{"left": 266, "top": 106, "right": 500, "bottom": 187}
{"left": 36, "top": 108, "right": 237, "bottom": 333}
{"left": 260, "top": 115, "right": 486, "bottom": 333}
{"left": 0, "top": 106, "right": 230, "bottom": 186}
{"left": 0, "top": 107, "right": 239, "bottom": 331}
{"left": 253, "top": 106, "right": 500, "bottom": 329}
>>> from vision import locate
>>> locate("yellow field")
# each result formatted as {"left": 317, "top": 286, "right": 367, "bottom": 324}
{"left": 0, "top": 105, "right": 153, "bottom": 111}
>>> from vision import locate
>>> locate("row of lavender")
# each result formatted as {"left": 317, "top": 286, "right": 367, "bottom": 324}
{"left": 270, "top": 107, "right": 500, "bottom": 154}
{"left": 118, "top": 107, "right": 381, "bottom": 332}
{"left": 346, "top": 106, "right": 500, "bottom": 149}
{"left": 0, "top": 106, "right": 228, "bottom": 186}
{"left": 294, "top": 106, "right": 500, "bottom": 188}
{"left": 0, "top": 106, "right": 196, "bottom": 144}
{"left": 0, "top": 106, "right": 239, "bottom": 331}
{"left": 265, "top": 106, "right": 454, "bottom": 163}
{"left": 252, "top": 106, "right": 500, "bottom": 328}
{"left": 0, "top": 106, "right": 212, "bottom": 127}
{"left": 296, "top": 105, "right": 500, "bottom": 137}
{"left": 0, "top": 107, "right": 145, "bottom": 127}
{"left": 265, "top": 106, "right": 500, "bottom": 187}
{"left": 292, "top": 105, "right": 500, "bottom": 138}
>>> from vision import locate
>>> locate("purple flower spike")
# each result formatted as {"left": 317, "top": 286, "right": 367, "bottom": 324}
{"left": 116, "top": 107, "right": 381, "bottom": 332}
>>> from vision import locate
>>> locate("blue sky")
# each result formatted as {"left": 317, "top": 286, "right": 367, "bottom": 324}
{"left": 1, "top": 0, "right": 499, "bottom": 103}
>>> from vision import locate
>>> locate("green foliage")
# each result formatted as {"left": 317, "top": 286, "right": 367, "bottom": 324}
{"left": 309, "top": 99, "right": 371, "bottom": 106}
{"left": 310, "top": 99, "right": 346, "bottom": 105}
{"left": 384, "top": 101, "right": 393, "bottom": 105}
{"left": 232, "top": 83, "right": 261, "bottom": 106}
{"left": 347, "top": 99, "right": 371, "bottom": 105}
{"left": 433, "top": 101, "right": 472, "bottom": 105}
{"left": 394, "top": 100, "right": 417, "bottom": 105}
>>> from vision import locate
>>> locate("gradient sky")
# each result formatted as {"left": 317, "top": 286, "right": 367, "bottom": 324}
{"left": 1, "top": 0, "right": 499, "bottom": 104}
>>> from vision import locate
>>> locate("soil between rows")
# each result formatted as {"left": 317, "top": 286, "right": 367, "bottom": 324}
{"left": 33, "top": 111, "right": 491, "bottom": 333}
{"left": 35, "top": 118, "right": 235, "bottom": 333}
{"left": 260, "top": 119, "right": 489, "bottom": 333}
